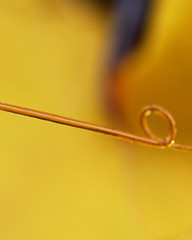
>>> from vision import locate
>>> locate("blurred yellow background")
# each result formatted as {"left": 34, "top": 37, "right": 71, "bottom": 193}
{"left": 0, "top": 0, "right": 192, "bottom": 240}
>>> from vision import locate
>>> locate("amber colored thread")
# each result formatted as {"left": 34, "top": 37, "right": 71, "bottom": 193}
{"left": 0, "top": 102, "right": 191, "bottom": 152}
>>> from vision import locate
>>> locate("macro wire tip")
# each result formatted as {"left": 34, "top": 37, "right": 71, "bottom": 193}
{"left": 0, "top": 102, "right": 191, "bottom": 152}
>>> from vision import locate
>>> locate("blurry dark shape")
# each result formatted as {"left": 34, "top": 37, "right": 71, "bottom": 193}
{"left": 104, "top": 0, "right": 152, "bottom": 124}
{"left": 112, "top": 0, "right": 151, "bottom": 61}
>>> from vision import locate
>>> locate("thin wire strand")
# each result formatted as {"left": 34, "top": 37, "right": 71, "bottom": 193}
{"left": 0, "top": 102, "right": 191, "bottom": 152}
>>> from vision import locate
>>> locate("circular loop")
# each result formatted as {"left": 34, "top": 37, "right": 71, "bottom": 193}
{"left": 140, "top": 105, "right": 177, "bottom": 147}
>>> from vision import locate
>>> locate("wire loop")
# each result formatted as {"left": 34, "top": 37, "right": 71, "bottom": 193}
{"left": 140, "top": 105, "right": 177, "bottom": 147}
{"left": 0, "top": 102, "right": 191, "bottom": 152}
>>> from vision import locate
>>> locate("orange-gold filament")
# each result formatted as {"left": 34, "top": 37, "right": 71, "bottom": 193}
{"left": 0, "top": 102, "right": 191, "bottom": 152}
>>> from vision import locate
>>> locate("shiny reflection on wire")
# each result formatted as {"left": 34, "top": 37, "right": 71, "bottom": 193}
{"left": 0, "top": 102, "right": 191, "bottom": 152}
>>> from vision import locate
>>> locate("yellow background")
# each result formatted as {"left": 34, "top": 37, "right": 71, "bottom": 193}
{"left": 0, "top": 1, "right": 192, "bottom": 239}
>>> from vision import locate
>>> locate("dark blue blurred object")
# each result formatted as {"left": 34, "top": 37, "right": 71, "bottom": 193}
{"left": 112, "top": 0, "right": 151, "bottom": 63}
{"left": 104, "top": 0, "right": 152, "bottom": 122}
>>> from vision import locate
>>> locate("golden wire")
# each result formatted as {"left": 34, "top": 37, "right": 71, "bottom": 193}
{"left": 0, "top": 102, "right": 191, "bottom": 152}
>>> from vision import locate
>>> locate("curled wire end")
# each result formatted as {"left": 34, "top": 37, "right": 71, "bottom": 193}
{"left": 0, "top": 102, "right": 191, "bottom": 152}
{"left": 140, "top": 105, "right": 192, "bottom": 152}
